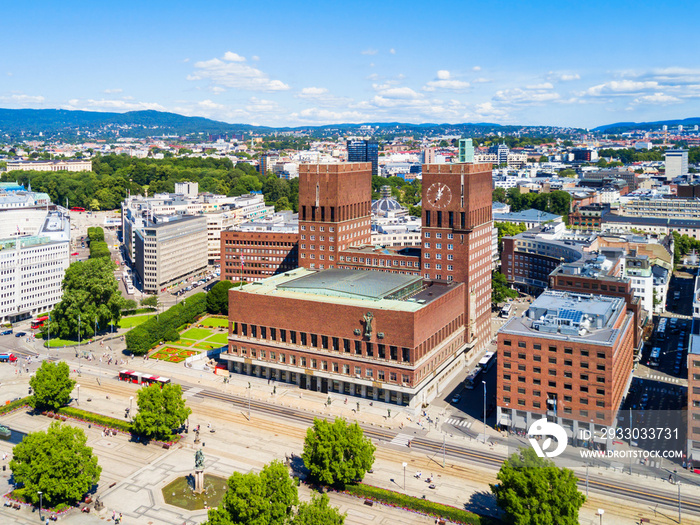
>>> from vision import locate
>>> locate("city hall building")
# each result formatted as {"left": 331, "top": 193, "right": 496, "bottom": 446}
{"left": 222, "top": 161, "right": 494, "bottom": 408}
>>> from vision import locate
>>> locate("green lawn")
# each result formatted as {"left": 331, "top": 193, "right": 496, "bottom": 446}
{"left": 118, "top": 314, "right": 156, "bottom": 329}
{"left": 44, "top": 337, "right": 79, "bottom": 348}
{"left": 206, "top": 333, "right": 229, "bottom": 345}
{"left": 181, "top": 327, "right": 213, "bottom": 340}
{"left": 200, "top": 317, "right": 228, "bottom": 328}
{"left": 194, "top": 342, "right": 223, "bottom": 350}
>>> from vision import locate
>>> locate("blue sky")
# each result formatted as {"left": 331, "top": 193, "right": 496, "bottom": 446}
{"left": 2, "top": 0, "right": 700, "bottom": 128}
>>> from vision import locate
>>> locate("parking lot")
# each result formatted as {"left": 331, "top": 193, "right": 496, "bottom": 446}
{"left": 641, "top": 316, "right": 690, "bottom": 380}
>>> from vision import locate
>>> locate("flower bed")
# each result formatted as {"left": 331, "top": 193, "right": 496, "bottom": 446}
{"left": 341, "top": 484, "right": 496, "bottom": 525}
{"left": 150, "top": 348, "right": 198, "bottom": 362}
{"left": 0, "top": 397, "right": 31, "bottom": 417}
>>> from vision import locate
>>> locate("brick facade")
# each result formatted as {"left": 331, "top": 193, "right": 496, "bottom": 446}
{"left": 221, "top": 230, "right": 299, "bottom": 282}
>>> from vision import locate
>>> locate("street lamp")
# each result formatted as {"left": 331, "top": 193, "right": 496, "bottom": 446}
{"left": 38, "top": 491, "right": 42, "bottom": 521}
{"left": 248, "top": 382, "right": 251, "bottom": 420}
{"left": 597, "top": 508, "right": 604, "bottom": 525}
{"left": 129, "top": 396, "right": 133, "bottom": 418}
{"left": 678, "top": 480, "right": 682, "bottom": 524}
{"left": 76, "top": 384, "right": 80, "bottom": 406}
{"left": 482, "top": 380, "right": 487, "bottom": 443}
{"left": 402, "top": 462, "right": 407, "bottom": 490}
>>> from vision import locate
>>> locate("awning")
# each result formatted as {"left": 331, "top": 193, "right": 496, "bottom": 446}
{"left": 499, "top": 416, "right": 512, "bottom": 426}
{"left": 690, "top": 450, "right": 700, "bottom": 461}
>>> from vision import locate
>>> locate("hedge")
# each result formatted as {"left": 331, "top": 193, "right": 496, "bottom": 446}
{"left": 87, "top": 226, "right": 104, "bottom": 243}
{"left": 57, "top": 406, "right": 132, "bottom": 433}
{"left": 0, "top": 396, "right": 32, "bottom": 416}
{"left": 126, "top": 292, "right": 207, "bottom": 356}
{"left": 343, "top": 484, "right": 495, "bottom": 525}
{"left": 89, "top": 241, "right": 110, "bottom": 259}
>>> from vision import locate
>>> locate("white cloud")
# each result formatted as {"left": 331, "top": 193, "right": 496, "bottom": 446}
{"left": 298, "top": 87, "right": 329, "bottom": 97}
{"left": 559, "top": 73, "right": 580, "bottom": 81}
{"left": 526, "top": 82, "right": 553, "bottom": 90}
{"left": 62, "top": 98, "right": 165, "bottom": 112}
{"left": 631, "top": 92, "right": 681, "bottom": 105}
{"left": 211, "top": 86, "right": 225, "bottom": 94}
{"left": 103, "top": 88, "right": 123, "bottom": 94}
{"left": 361, "top": 48, "right": 378, "bottom": 55}
{"left": 246, "top": 97, "right": 279, "bottom": 113}
{"left": 189, "top": 52, "right": 290, "bottom": 92}
{"left": 494, "top": 87, "right": 560, "bottom": 104}
{"left": 372, "top": 84, "right": 422, "bottom": 99}
{"left": 389, "top": 48, "right": 396, "bottom": 54}
{"left": 4, "top": 94, "right": 45, "bottom": 104}
{"left": 472, "top": 77, "right": 492, "bottom": 84}
{"left": 223, "top": 51, "right": 246, "bottom": 62}
{"left": 473, "top": 66, "right": 481, "bottom": 71}
{"left": 290, "top": 107, "right": 373, "bottom": 124}
{"left": 437, "top": 70, "right": 451, "bottom": 80}
{"left": 583, "top": 80, "right": 659, "bottom": 97}
{"left": 472, "top": 102, "right": 509, "bottom": 120}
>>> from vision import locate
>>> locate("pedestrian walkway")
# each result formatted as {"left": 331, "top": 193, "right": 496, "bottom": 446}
{"left": 445, "top": 417, "right": 472, "bottom": 428}
{"left": 389, "top": 433, "right": 413, "bottom": 447}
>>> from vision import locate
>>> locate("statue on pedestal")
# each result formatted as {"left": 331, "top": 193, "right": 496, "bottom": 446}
{"left": 195, "top": 449, "right": 205, "bottom": 469}
{"left": 194, "top": 448, "right": 205, "bottom": 494}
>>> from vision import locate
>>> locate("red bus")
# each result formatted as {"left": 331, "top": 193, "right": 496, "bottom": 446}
{"left": 118, "top": 370, "right": 171, "bottom": 387}
{"left": 70, "top": 207, "right": 86, "bottom": 212}
{"left": 31, "top": 316, "right": 49, "bottom": 329}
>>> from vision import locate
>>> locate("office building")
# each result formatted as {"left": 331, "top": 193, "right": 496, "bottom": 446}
{"left": 346, "top": 140, "right": 379, "bottom": 176}
{"left": 665, "top": 149, "right": 688, "bottom": 180}
{"left": 0, "top": 195, "right": 70, "bottom": 323}
{"left": 496, "top": 291, "right": 635, "bottom": 443}
{"left": 133, "top": 214, "right": 208, "bottom": 293}
{"left": 687, "top": 274, "right": 700, "bottom": 465}
{"left": 458, "top": 139, "right": 474, "bottom": 163}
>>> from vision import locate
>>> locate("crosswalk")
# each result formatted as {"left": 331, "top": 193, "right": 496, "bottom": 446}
{"left": 446, "top": 417, "right": 472, "bottom": 428}
{"left": 646, "top": 374, "right": 682, "bottom": 384}
{"left": 389, "top": 433, "right": 413, "bottom": 446}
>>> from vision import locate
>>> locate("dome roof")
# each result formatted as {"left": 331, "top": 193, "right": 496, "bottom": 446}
{"left": 372, "top": 197, "right": 407, "bottom": 217}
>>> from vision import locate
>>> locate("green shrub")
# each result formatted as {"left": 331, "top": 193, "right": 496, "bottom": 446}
{"left": 87, "top": 226, "right": 105, "bottom": 243}
{"left": 126, "top": 293, "right": 207, "bottom": 356}
{"left": 57, "top": 406, "right": 132, "bottom": 433}
{"left": 0, "top": 396, "right": 31, "bottom": 416}
{"left": 344, "top": 484, "right": 492, "bottom": 525}
{"left": 89, "top": 241, "right": 110, "bottom": 259}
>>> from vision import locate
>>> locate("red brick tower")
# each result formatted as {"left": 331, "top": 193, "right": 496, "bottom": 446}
{"left": 298, "top": 163, "right": 372, "bottom": 269}
{"left": 420, "top": 163, "right": 493, "bottom": 351}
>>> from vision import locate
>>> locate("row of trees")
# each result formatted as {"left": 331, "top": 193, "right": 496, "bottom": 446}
{"left": 48, "top": 258, "right": 125, "bottom": 340}
{"left": 125, "top": 292, "right": 207, "bottom": 355}
{"left": 1, "top": 155, "right": 301, "bottom": 212}
{"left": 493, "top": 187, "right": 572, "bottom": 216}
{"left": 672, "top": 231, "right": 700, "bottom": 266}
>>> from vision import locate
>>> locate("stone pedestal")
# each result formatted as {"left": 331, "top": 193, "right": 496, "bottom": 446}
{"left": 194, "top": 469, "right": 204, "bottom": 494}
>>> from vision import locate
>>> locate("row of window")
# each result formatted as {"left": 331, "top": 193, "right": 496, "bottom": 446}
{"left": 502, "top": 374, "right": 606, "bottom": 389}
{"left": 502, "top": 340, "right": 607, "bottom": 360}
{"left": 233, "top": 323, "right": 412, "bottom": 362}
{"left": 230, "top": 346, "right": 412, "bottom": 385}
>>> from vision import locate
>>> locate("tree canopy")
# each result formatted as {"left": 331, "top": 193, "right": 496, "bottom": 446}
{"left": 205, "top": 460, "right": 298, "bottom": 525}
{"left": 492, "top": 271, "right": 518, "bottom": 305}
{"left": 206, "top": 280, "right": 234, "bottom": 315}
{"left": 132, "top": 384, "right": 192, "bottom": 440}
{"left": 292, "top": 493, "right": 346, "bottom": 525}
{"left": 302, "top": 418, "right": 376, "bottom": 488}
{"left": 491, "top": 448, "right": 585, "bottom": 525}
{"left": 50, "top": 258, "right": 125, "bottom": 340}
{"left": 29, "top": 360, "right": 76, "bottom": 411}
{"left": 506, "top": 188, "right": 571, "bottom": 216}
{"left": 10, "top": 422, "right": 101, "bottom": 507}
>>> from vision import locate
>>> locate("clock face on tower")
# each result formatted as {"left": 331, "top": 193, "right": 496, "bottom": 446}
{"left": 426, "top": 183, "right": 452, "bottom": 209}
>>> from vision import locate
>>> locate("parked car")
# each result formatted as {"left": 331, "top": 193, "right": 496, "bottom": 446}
{"left": 0, "top": 329, "right": 12, "bottom": 335}
{"left": 451, "top": 394, "right": 461, "bottom": 404}
{"left": 15, "top": 332, "right": 26, "bottom": 338}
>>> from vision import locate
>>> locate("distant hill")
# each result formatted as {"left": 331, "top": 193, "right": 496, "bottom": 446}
{"left": 594, "top": 117, "right": 700, "bottom": 134}
{"left": 0, "top": 107, "right": 584, "bottom": 141}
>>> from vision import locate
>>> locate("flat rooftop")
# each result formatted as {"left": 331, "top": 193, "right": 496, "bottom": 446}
{"left": 238, "top": 268, "right": 458, "bottom": 311}
{"left": 499, "top": 290, "right": 628, "bottom": 345}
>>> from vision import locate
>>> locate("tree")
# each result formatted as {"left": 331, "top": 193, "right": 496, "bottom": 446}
{"left": 10, "top": 422, "right": 101, "bottom": 507}
{"left": 495, "top": 222, "right": 526, "bottom": 249}
{"left": 302, "top": 418, "right": 376, "bottom": 488}
{"left": 206, "top": 280, "right": 234, "bottom": 315}
{"left": 492, "top": 271, "right": 517, "bottom": 305}
{"left": 538, "top": 155, "right": 548, "bottom": 163}
{"left": 49, "top": 258, "right": 125, "bottom": 340}
{"left": 205, "top": 460, "right": 298, "bottom": 525}
{"left": 29, "top": 361, "right": 76, "bottom": 411}
{"left": 141, "top": 295, "right": 159, "bottom": 308}
{"left": 491, "top": 448, "right": 585, "bottom": 525}
{"left": 492, "top": 188, "right": 507, "bottom": 203}
{"left": 132, "top": 384, "right": 192, "bottom": 440}
{"left": 292, "top": 493, "right": 346, "bottom": 525}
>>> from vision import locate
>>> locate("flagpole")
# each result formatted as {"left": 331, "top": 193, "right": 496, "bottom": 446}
{"left": 78, "top": 314, "right": 81, "bottom": 357}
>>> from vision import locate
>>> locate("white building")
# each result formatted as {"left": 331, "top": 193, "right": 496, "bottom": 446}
{"left": 0, "top": 202, "right": 70, "bottom": 323}
{"left": 665, "top": 149, "right": 688, "bottom": 180}
{"left": 6, "top": 159, "right": 92, "bottom": 172}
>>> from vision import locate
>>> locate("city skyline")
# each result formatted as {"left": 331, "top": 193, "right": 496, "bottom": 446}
{"left": 3, "top": 0, "right": 700, "bottom": 129}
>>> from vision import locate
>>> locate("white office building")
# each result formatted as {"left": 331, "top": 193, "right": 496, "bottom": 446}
{"left": 665, "top": 149, "right": 688, "bottom": 180}
{"left": 0, "top": 202, "right": 70, "bottom": 323}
